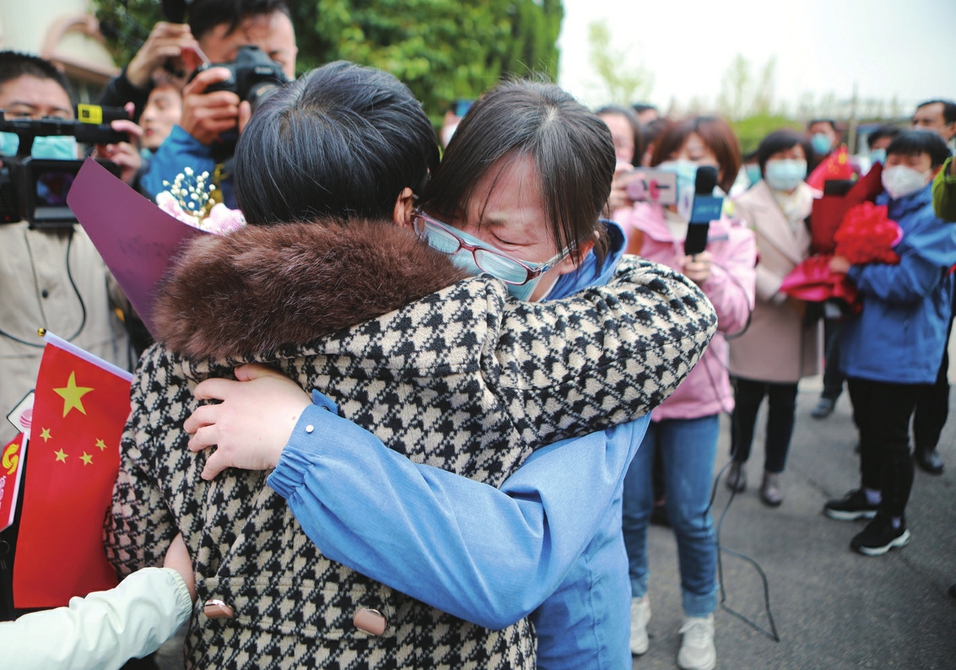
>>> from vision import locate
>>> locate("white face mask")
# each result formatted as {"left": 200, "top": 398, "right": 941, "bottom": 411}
{"left": 881, "top": 165, "right": 930, "bottom": 200}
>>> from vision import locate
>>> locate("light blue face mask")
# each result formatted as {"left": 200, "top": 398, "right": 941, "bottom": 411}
{"left": 447, "top": 245, "right": 544, "bottom": 300}
{"left": 657, "top": 160, "right": 699, "bottom": 220}
{"left": 764, "top": 159, "right": 807, "bottom": 192}
{"left": 868, "top": 148, "right": 886, "bottom": 166}
{"left": 0, "top": 132, "right": 78, "bottom": 159}
{"left": 811, "top": 132, "right": 832, "bottom": 155}
{"left": 419, "top": 215, "right": 555, "bottom": 301}
{"left": 745, "top": 164, "right": 762, "bottom": 185}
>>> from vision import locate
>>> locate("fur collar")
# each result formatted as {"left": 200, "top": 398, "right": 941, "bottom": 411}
{"left": 153, "top": 220, "right": 468, "bottom": 360}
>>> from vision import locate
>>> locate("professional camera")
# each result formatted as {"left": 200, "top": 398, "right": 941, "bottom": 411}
{"left": 0, "top": 106, "right": 127, "bottom": 228}
{"left": 192, "top": 45, "right": 289, "bottom": 110}
{"left": 188, "top": 45, "right": 289, "bottom": 161}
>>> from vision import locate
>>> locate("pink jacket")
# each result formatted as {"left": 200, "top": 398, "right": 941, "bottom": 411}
{"left": 617, "top": 203, "right": 756, "bottom": 420}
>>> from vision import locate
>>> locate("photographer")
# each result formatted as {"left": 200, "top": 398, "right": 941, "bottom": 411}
{"left": 137, "top": 0, "right": 297, "bottom": 208}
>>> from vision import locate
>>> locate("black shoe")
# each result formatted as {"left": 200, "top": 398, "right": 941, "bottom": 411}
{"left": 725, "top": 461, "right": 746, "bottom": 493}
{"left": 914, "top": 447, "right": 944, "bottom": 475}
{"left": 811, "top": 397, "right": 836, "bottom": 419}
{"left": 823, "top": 489, "right": 878, "bottom": 521}
{"left": 850, "top": 514, "right": 910, "bottom": 556}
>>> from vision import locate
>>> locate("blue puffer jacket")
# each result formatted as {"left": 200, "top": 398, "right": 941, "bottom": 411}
{"left": 839, "top": 183, "right": 956, "bottom": 384}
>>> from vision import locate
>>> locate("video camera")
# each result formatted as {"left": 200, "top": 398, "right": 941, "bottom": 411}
{"left": 0, "top": 105, "right": 127, "bottom": 228}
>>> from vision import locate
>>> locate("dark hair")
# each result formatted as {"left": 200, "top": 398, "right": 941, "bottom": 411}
{"left": 650, "top": 116, "right": 742, "bottom": 193}
{"left": 755, "top": 129, "right": 813, "bottom": 175}
{"left": 420, "top": 80, "right": 615, "bottom": 268}
{"left": 641, "top": 117, "right": 669, "bottom": 146}
{"left": 188, "top": 0, "right": 291, "bottom": 41}
{"left": 915, "top": 99, "right": 956, "bottom": 126}
{"left": 234, "top": 61, "right": 439, "bottom": 225}
{"left": 866, "top": 124, "right": 901, "bottom": 149}
{"left": 807, "top": 118, "right": 837, "bottom": 133}
{"left": 0, "top": 50, "right": 72, "bottom": 102}
{"left": 597, "top": 105, "right": 644, "bottom": 166}
{"left": 886, "top": 130, "right": 950, "bottom": 168}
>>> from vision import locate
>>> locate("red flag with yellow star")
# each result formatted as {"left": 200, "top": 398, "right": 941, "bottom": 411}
{"left": 13, "top": 331, "right": 132, "bottom": 608}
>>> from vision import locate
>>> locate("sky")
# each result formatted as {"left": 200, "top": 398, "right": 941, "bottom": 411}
{"left": 557, "top": 0, "right": 956, "bottom": 116}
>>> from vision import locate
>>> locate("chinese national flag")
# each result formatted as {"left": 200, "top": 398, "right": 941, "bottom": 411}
{"left": 807, "top": 145, "right": 856, "bottom": 191}
{"left": 13, "top": 331, "right": 132, "bottom": 608}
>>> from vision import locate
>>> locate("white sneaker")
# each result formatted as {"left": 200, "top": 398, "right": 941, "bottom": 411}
{"left": 629, "top": 595, "right": 651, "bottom": 655}
{"left": 677, "top": 613, "right": 716, "bottom": 670}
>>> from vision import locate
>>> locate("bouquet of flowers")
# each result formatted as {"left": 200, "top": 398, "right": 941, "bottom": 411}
{"left": 780, "top": 202, "right": 902, "bottom": 310}
{"left": 832, "top": 202, "right": 902, "bottom": 265}
{"left": 156, "top": 168, "right": 246, "bottom": 235}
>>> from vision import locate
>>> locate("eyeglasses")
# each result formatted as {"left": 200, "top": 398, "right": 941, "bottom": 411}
{"left": 412, "top": 211, "right": 568, "bottom": 286}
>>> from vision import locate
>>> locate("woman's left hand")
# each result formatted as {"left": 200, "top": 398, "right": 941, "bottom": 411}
{"left": 679, "top": 250, "right": 713, "bottom": 284}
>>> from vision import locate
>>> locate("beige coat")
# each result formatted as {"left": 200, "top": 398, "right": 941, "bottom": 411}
{"left": 728, "top": 181, "right": 821, "bottom": 383}
{"left": 0, "top": 222, "right": 130, "bottom": 443}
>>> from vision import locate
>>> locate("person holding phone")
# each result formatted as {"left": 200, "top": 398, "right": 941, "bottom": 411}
{"left": 726, "top": 129, "right": 821, "bottom": 506}
{"left": 614, "top": 116, "right": 756, "bottom": 670}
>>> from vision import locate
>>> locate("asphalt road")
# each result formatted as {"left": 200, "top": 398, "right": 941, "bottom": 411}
{"left": 635, "top": 376, "right": 956, "bottom": 670}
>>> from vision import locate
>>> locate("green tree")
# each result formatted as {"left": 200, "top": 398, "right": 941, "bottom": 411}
{"left": 93, "top": 0, "right": 563, "bottom": 124}
{"left": 586, "top": 19, "right": 652, "bottom": 106}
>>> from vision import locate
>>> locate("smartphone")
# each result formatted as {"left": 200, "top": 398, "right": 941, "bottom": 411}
{"left": 624, "top": 169, "right": 678, "bottom": 205}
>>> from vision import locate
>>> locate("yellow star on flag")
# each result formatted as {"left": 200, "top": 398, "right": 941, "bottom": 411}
{"left": 80, "top": 452, "right": 93, "bottom": 466}
{"left": 94, "top": 438, "right": 107, "bottom": 451}
{"left": 40, "top": 428, "right": 52, "bottom": 442}
{"left": 54, "top": 449, "right": 68, "bottom": 463}
{"left": 53, "top": 371, "right": 93, "bottom": 417}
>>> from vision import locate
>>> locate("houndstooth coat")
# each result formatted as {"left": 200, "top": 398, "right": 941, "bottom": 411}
{"left": 105, "top": 220, "right": 716, "bottom": 669}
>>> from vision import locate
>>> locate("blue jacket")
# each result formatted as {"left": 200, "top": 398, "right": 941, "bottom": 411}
{"left": 139, "top": 125, "right": 237, "bottom": 208}
{"left": 839, "top": 184, "right": 956, "bottom": 384}
{"left": 268, "top": 222, "right": 645, "bottom": 669}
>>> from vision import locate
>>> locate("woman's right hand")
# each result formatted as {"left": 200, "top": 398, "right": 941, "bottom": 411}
{"left": 184, "top": 364, "right": 311, "bottom": 480}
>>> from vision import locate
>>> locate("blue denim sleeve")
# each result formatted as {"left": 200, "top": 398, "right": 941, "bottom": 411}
{"left": 267, "top": 403, "right": 648, "bottom": 629}
{"left": 139, "top": 125, "right": 216, "bottom": 199}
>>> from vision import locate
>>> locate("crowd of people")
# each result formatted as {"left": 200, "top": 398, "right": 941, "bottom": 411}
{"left": 0, "top": 1, "right": 954, "bottom": 669}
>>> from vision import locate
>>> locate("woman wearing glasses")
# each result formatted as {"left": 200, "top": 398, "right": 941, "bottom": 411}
{"left": 108, "top": 65, "right": 716, "bottom": 670}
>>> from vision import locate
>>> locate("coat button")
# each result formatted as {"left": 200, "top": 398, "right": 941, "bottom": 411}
{"left": 353, "top": 608, "right": 387, "bottom": 636}
{"left": 203, "top": 598, "right": 235, "bottom": 619}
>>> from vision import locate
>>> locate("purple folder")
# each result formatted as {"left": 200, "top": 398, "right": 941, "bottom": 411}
{"left": 66, "top": 158, "right": 209, "bottom": 337}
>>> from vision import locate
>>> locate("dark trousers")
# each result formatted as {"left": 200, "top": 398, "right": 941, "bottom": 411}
{"left": 821, "top": 318, "right": 845, "bottom": 401}
{"left": 912, "top": 310, "right": 953, "bottom": 450}
{"left": 847, "top": 377, "right": 920, "bottom": 518}
{"left": 731, "top": 377, "right": 798, "bottom": 473}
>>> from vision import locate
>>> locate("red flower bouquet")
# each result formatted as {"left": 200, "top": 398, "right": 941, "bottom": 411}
{"left": 833, "top": 202, "right": 902, "bottom": 265}
{"left": 781, "top": 202, "right": 902, "bottom": 310}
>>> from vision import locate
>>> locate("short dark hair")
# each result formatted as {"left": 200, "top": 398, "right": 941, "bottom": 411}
{"left": 234, "top": 61, "right": 439, "bottom": 225}
{"left": 808, "top": 118, "right": 837, "bottom": 133}
{"left": 915, "top": 99, "right": 956, "bottom": 126}
{"left": 188, "top": 0, "right": 291, "bottom": 41}
{"left": 755, "top": 129, "right": 813, "bottom": 175}
{"left": 886, "top": 130, "right": 950, "bottom": 168}
{"left": 420, "top": 80, "right": 615, "bottom": 269}
{"left": 0, "top": 50, "right": 72, "bottom": 102}
{"left": 596, "top": 104, "right": 644, "bottom": 165}
{"left": 650, "top": 116, "right": 743, "bottom": 193}
{"left": 866, "top": 124, "right": 901, "bottom": 149}
{"left": 631, "top": 103, "right": 657, "bottom": 115}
